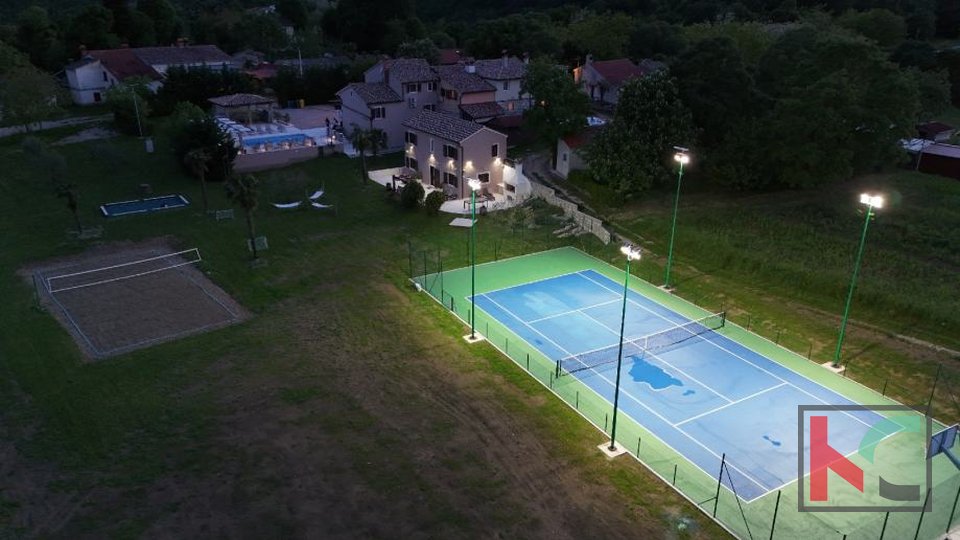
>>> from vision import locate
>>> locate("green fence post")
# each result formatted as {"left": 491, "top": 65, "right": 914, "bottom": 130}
{"left": 407, "top": 241, "right": 413, "bottom": 281}
{"left": 525, "top": 353, "right": 529, "bottom": 370}
{"left": 604, "top": 413, "right": 608, "bottom": 433}
{"left": 776, "top": 329, "right": 782, "bottom": 345}
{"left": 576, "top": 391, "right": 579, "bottom": 410}
{"left": 879, "top": 511, "right": 890, "bottom": 539}
{"left": 769, "top": 490, "right": 781, "bottom": 540}
{"left": 672, "top": 464, "right": 677, "bottom": 485}
{"left": 422, "top": 251, "right": 427, "bottom": 289}
{"left": 636, "top": 436, "right": 641, "bottom": 456}
{"left": 947, "top": 480, "right": 960, "bottom": 534}
{"left": 881, "top": 379, "right": 888, "bottom": 396}
{"left": 913, "top": 488, "right": 932, "bottom": 540}
{"left": 713, "top": 453, "right": 726, "bottom": 518}
{"left": 926, "top": 364, "right": 943, "bottom": 418}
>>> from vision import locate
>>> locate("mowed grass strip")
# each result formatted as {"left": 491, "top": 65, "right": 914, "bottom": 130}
{"left": 0, "top": 126, "right": 725, "bottom": 537}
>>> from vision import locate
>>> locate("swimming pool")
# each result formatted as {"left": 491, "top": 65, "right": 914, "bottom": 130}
{"left": 243, "top": 133, "right": 310, "bottom": 147}
{"left": 100, "top": 195, "right": 190, "bottom": 217}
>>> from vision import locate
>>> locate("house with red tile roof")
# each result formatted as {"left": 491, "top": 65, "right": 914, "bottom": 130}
{"left": 573, "top": 54, "right": 664, "bottom": 105}
{"left": 64, "top": 44, "right": 233, "bottom": 105}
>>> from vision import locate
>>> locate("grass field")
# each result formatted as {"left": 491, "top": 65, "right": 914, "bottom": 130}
{"left": 0, "top": 125, "right": 731, "bottom": 537}
{"left": 563, "top": 168, "right": 960, "bottom": 421}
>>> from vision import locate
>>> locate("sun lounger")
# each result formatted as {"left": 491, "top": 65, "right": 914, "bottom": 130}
{"left": 311, "top": 202, "right": 333, "bottom": 209}
{"left": 308, "top": 189, "right": 324, "bottom": 200}
{"left": 271, "top": 202, "right": 302, "bottom": 209}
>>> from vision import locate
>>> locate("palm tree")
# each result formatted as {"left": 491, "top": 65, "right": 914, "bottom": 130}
{"left": 348, "top": 125, "right": 370, "bottom": 186}
{"left": 368, "top": 128, "right": 386, "bottom": 158}
{"left": 56, "top": 183, "right": 82, "bottom": 234}
{"left": 226, "top": 174, "right": 261, "bottom": 259}
{"left": 184, "top": 148, "right": 211, "bottom": 213}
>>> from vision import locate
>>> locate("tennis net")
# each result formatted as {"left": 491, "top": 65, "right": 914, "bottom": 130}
{"left": 559, "top": 311, "right": 726, "bottom": 375}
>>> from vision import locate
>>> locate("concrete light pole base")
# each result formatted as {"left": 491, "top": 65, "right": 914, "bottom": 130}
{"left": 463, "top": 334, "right": 485, "bottom": 344}
{"left": 658, "top": 285, "right": 676, "bottom": 293}
{"left": 598, "top": 442, "right": 628, "bottom": 458}
{"left": 822, "top": 361, "right": 846, "bottom": 375}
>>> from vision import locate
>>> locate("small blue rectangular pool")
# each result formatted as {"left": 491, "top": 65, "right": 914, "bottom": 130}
{"left": 100, "top": 194, "right": 190, "bottom": 217}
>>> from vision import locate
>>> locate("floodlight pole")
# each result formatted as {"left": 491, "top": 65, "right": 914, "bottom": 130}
{"left": 664, "top": 150, "right": 688, "bottom": 289}
{"left": 833, "top": 201, "right": 876, "bottom": 368}
{"left": 609, "top": 248, "right": 637, "bottom": 452}
{"left": 470, "top": 182, "right": 478, "bottom": 339}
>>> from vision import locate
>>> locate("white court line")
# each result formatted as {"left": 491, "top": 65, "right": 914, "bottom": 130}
{"left": 578, "top": 307, "right": 734, "bottom": 405}
{"left": 526, "top": 298, "right": 621, "bottom": 324}
{"left": 480, "top": 292, "right": 771, "bottom": 493}
{"left": 577, "top": 271, "right": 878, "bottom": 431}
{"left": 674, "top": 383, "right": 788, "bottom": 427}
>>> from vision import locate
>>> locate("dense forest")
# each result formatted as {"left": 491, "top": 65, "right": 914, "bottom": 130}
{"left": 1, "top": 0, "right": 959, "bottom": 194}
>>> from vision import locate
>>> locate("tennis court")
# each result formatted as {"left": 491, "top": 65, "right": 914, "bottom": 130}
{"left": 413, "top": 246, "right": 960, "bottom": 539}
{"left": 474, "top": 269, "right": 886, "bottom": 502}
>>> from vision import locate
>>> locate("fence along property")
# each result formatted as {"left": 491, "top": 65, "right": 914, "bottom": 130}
{"left": 409, "top": 245, "right": 960, "bottom": 540}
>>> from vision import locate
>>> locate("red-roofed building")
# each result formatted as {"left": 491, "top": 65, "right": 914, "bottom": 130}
{"left": 554, "top": 125, "right": 603, "bottom": 178}
{"left": 64, "top": 44, "right": 233, "bottom": 105}
{"left": 573, "top": 54, "right": 664, "bottom": 105}
{"left": 437, "top": 49, "right": 464, "bottom": 65}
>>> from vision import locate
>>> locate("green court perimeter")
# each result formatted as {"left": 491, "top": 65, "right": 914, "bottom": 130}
{"left": 414, "top": 246, "right": 960, "bottom": 540}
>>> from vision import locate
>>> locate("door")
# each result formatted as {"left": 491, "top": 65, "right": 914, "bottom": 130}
{"left": 430, "top": 166, "right": 440, "bottom": 187}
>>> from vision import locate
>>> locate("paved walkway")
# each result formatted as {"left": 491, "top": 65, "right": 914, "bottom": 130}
{"left": 0, "top": 114, "right": 112, "bottom": 138}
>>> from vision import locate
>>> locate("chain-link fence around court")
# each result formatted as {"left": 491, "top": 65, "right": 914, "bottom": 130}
{"left": 409, "top": 244, "right": 960, "bottom": 540}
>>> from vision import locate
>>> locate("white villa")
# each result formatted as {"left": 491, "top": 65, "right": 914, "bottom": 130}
{"left": 64, "top": 44, "right": 233, "bottom": 105}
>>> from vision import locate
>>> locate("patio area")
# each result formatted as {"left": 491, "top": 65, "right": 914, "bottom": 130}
{"left": 367, "top": 168, "right": 520, "bottom": 215}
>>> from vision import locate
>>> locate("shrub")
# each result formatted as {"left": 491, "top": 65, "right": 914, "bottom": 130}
{"left": 424, "top": 190, "right": 444, "bottom": 215}
{"left": 400, "top": 181, "right": 425, "bottom": 210}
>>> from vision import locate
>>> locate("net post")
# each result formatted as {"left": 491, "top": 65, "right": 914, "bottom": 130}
{"left": 769, "top": 490, "right": 781, "bottom": 540}
{"left": 926, "top": 363, "right": 943, "bottom": 418}
{"left": 555, "top": 359, "right": 560, "bottom": 379}
{"left": 913, "top": 488, "right": 932, "bottom": 540}
{"left": 946, "top": 479, "right": 960, "bottom": 533}
{"left": 880, "top": 511, "right": 890, "bottom": 540}
{"left": 713, "top": 453, "right": 726, "bottom": 517}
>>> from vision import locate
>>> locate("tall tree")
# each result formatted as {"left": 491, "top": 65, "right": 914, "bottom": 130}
{"left": 138, "top": 0, "right": 181, "bottom": 45}
{"left": 348, "top": 126, "right": 371, "bottom": 185}
{"left": 672, "top": 37, "right": 756, "bottom": 149}
{"left": 66, "top": 4, "right": 119, "bottom": 50}
{"left": 521, "top": 57, "right": 589, "bottom": 169}
{"left": 0, "top": 67, "right": 64, "bottom": 131}
{"left": 583, "top": 71, "right": 694, "bottom": 197}
{"left": 16, "top": 6, "right": 58, "bottom": 69}
{"left": 226, "top": 175, "right": 261, "bottom": 259}
{"left": 184, "top": 148, "right": 211, "bottom": 213}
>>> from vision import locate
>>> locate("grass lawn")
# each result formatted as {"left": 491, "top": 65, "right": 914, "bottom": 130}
{"left": 0, "top": 125, "right": 728, "bottom": 537}
{"left": 563, "top": 169, "right": 960, "bottom": 420}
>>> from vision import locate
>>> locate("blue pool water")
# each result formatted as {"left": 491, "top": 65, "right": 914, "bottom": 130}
{"left": 243, "top": 133, "right": 308, "bottom": 148}
{"left": 100, "top": 195, "right": 189, "bottom": 217}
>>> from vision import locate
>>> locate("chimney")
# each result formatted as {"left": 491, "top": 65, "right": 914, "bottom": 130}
{"left": 523, "top": 52, "right": 529, "bottom": 65}
{"left": 79, "top": 44, "right": 87, "bottom": 57}
{"left": 465, "top": 61, "right": 476, "bottom": 74}
{"left": 502, "top": 49, "right": 508, "bottom": 68}
{"left": 176, "top": 37, "right": 188, "bottom": 48}
{"left": 585, "top": 54, "right": 593, "bottom": 66}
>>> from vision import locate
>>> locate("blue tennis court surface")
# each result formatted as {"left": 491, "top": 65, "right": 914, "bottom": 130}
{"left": 473, "top": 270, "right": 889, "bottom": 501}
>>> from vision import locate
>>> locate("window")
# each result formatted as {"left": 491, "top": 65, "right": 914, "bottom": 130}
{"left": 429, "top": 139, "right": 435, "bottom": 152}
{"left": 102, "top": 71, "right": 108, "bottom": 81}
{"left": 405, "top": 132, "right": 418, "bottom": 145}
{"left": 93, "top": 92, "right": 102, "bottom": 103}
{"left": 404, "top": 82, "right": 421, "bottom": 93}
{"left": 405, "top": 156, "right": 419, "bottom": 170}
{"left": 407, "top": 96, "right": 417, "bottom": 109}
{"left": 562, "top": 153, "right": 567, "bottom": 162}
{"left": 491, "top": 144, "right": 499, "bottom": 158}
{"left": 428, "top": 82, "right": 437, "bottom": 91}
{"left": 478, "top": 172, "right": 490, "bottom": 183}
{"left": 443, "top": 88, "right": 458, "bottom": 100}
{"left": 444, "top": 172, "right": 458, "bottom": 187}
{"left": 371, "top": 106, "right": 386, "bottom": 119}
{"left": 443, "top": 144, "right": 458, "bottom": 160}
{"left": 503, "top": 81, "right": 509, "bottom": 90}
{"left": 430, "top": 166, "right": 440, "bottom": 186}
{"left": 423, "top": 104, "right": 436, "bottom": 111}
